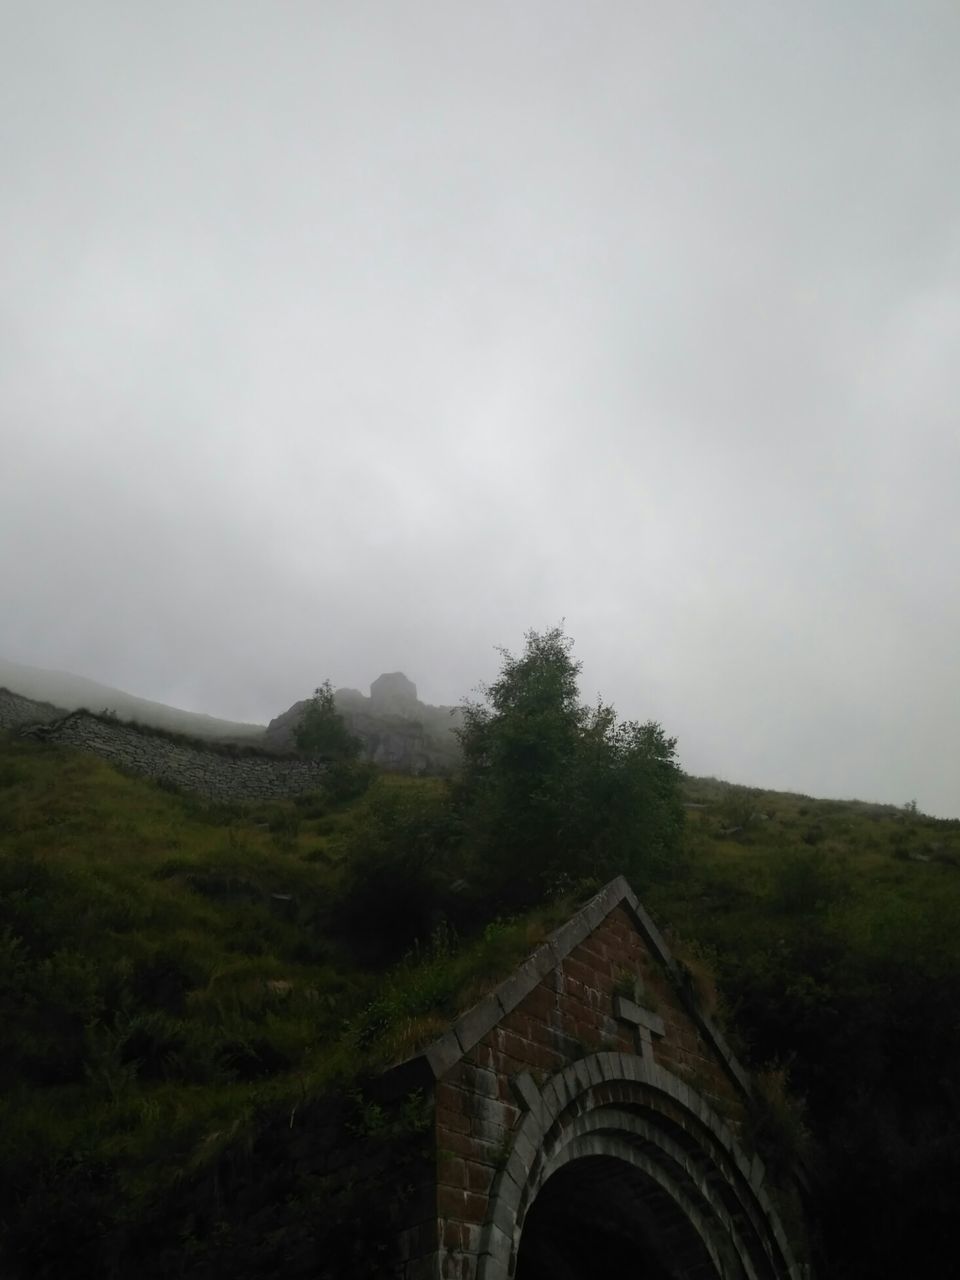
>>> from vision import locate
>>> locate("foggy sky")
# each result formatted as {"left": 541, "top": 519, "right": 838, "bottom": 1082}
{"left": 3, "top": 3, "right": 959, "bottom": 816}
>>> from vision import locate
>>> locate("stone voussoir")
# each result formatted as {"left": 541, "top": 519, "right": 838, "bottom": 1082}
{"left": 454, "top": 995, "right": 504, "bottom": 1057}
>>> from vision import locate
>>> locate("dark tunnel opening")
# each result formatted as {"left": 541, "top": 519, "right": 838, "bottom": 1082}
{"left": 514, "top": 1155, "right": 721, "bottom": 1280}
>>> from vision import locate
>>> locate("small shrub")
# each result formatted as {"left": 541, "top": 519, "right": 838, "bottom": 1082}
{"left": 769, "top": 849, "right": 841, "bottom": 915}
{"left": 747, "top": 1064, "right": 810, "bottom": 1181}
{"left": 303, "top": 845, "right": 332, "bottom": 864}
{"left": 0, "top": 764, "right": 26, "bottom": 789}
{"left": 130, "top": 948, "right": 204, "bottom": 1015}
{"left": 336, "top": 782, "right": 460, "bottom": 960}
{"left": 293, "top": 790, "right": 328, "bottom": 818}
{"left": 323, "top": 759, "right": 377, "bottom": 803}
{"left": 612, "top": 967, "right": 638, "bottom": 1001}
{"left": 718, "top": 785, "right": 759, "bottom": 832}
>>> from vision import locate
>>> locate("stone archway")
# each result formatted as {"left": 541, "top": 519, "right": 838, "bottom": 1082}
{"left": 476, "top": 1052, "right": 799, "bottom": 1280}
{"left": 382, "top": 878, "right": 808, "bottom": 1278}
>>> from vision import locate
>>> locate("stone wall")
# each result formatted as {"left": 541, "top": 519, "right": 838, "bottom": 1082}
{"left": 0, "top": 687, "right": 64, "bottom": 732}
{"left": 5, "top": 697, "right": 328, "bottom": 803}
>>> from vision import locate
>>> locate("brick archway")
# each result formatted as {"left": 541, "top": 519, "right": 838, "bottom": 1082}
{"left": 383, "top": 878, "right": 808, "bottom": 1279}
{"left": 476, "top": 1052, "right": 799, "bottom": 1280}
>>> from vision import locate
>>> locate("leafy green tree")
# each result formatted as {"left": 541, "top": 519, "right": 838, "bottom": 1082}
{"left": 336, "top": 780, "right": 461, "bottom": 960}
{"left": 455, "top": 626, "right": 683, "bottom": 907}
{"left": 294, "top": 680, "right": 361, "bottom": 761}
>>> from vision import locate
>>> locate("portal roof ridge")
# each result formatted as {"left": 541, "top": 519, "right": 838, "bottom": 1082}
{"left": 382, "top": 875, "right": 752, "bottom": 1102}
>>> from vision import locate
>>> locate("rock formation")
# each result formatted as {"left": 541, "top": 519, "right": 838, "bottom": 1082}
{"left": 264, "top": 674, "right": 463, "bottom": 774}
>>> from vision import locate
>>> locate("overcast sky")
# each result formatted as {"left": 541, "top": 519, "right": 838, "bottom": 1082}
{"left": 3, "top": 2, "right": 958, "bottom": 816}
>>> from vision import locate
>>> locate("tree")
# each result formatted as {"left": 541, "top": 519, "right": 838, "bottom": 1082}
{"left": 336, "top": 779, "right": 460, "bottom": 960}
{"left": 455, "top": 626, "right": 684, "bottom": 907}
{"left": 294, "top": 681, "right": 361, "bottom": 761}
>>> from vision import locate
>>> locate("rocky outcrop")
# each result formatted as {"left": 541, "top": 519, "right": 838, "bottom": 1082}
{"left": 265, "top": 674, "right": 463, "bottom": 774}
{"left": 370, "top": 672, "right": 418, "bottom": 715}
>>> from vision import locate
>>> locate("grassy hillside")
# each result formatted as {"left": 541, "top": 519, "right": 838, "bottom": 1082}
{"left": 649, "top": 778, "right": 960, "bottom": 1277}
{"left": 0, "top": 734, "right": 572, "bottom": 1277}
{"left": 3, "top": 731, "right": 959, "bottom": 1277}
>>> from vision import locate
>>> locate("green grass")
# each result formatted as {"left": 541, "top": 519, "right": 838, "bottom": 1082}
{"left": 655, "top": 777, "right": 960, "bottom": 956}
{"left": 6, "top": 740, "right": 960, "bottom": 1279}
{"left": 0, "top": 732, "right": 582, "bottom": 1277}
{"left": 647, "top": 777, "right": 960, "bottom": 1277}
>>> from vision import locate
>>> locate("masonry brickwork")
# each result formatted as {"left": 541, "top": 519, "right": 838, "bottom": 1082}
{"left": 434, "top": 903, "right": 745, "bottom": 1258}
{"left": 385, "top": 878, "right": 805, "bottom": 1280}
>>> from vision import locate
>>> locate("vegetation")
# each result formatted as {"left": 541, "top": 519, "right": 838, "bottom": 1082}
{"left": 2, "top": 632, "right": 959, "bottom": 1277}
{"left": 0, "top": 733, "right": 578, "bottom": 1278}
{"left": 647, "top": 779, "right": 960, "bottom": 1279}
{"left": 324, "top": 626, "right": 686, "bottom": 961}
{"left": 455, "top": 626, "right": 684, "bottom": 907}
{"left": 293, "top": 679, "right": 361, "bottom": 761}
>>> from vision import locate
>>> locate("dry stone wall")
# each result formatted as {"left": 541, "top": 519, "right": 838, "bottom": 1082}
{"left": 3, "top": 692, "right": 328, "bottom": 802}
{"left": 0, "top": 687, "right": 64, "bottom": 731}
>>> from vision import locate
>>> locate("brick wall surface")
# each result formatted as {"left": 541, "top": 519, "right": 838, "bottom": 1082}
{"left": 426, "top": 904, "right": 749, "bottom": 1280}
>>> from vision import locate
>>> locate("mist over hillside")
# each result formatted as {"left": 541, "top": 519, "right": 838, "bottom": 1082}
{"left": 267, "top": 672, "right": 464, "bottom": 773}
{"left": 0, "top": 658, "right": 264, "bottom": 742}
{"left": 0, "top": 659, "right": 465, "bottom": 774}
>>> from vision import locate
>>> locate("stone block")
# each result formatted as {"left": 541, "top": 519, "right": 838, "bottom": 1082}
{"left": 509, "top": 1071, "right": 542, "bottom": 1114}
{"left": 438, "top": 1185, "right": 487, "bottom": 1223}
{"left": 426, "top": 1031, "right": 466, "bottom": 1080}
{"left": 405, "top": 1254, "right": 440, "bottom": 1280}
{"left": 571, "top": 1059, "right": 593, "bottom": 1093}
{"left": 612, "top": 995, "right": 666, "bottom": 1038}
{"left": 508, "top": 1126, "right": 539, "bottom": 1180}
{"left": 594, "top": 1050, "right": 621, "bottom": 1080}
{"left": 465, "top": 1161, "right": 495, "bottom": 1195}
{"left": 539, "top": 1075, "right": 566, "bottom": 1119}
{"left": 455, "top": 995, "right": 504, "bottom": 1056}
{"left": 496, "top": 948, "right": 557, "bottom": 1011}
{"left": 546, "top": 911, "right": 594, "bottom": 965}
{"left": 473, "top": 1118, "right": 509, "bottom": 1146}
{"left": 480, "top": 1224, "right": 513, "bottom": 1273}
{"left": 489, "top": 1176, "right": 521, "bottom": 1236}
{"left": 459, "top": 1063, "right": 500, "bottom": 1100}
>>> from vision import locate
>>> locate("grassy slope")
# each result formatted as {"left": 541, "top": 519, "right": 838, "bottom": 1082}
{"left": 650, "top": 774, "right": 960, "bottom": 1099}
{"left": 0, "top": 734, "right": 573, "bottom": 1276}
{"left": 656, "top": 775, "right": 960, "bottom": 952}
{"left": 4, "top": 738, "right": 960, "bottom": 1275}
{"left": 647, "top": 778, "right": 960, "bottom": 1274}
